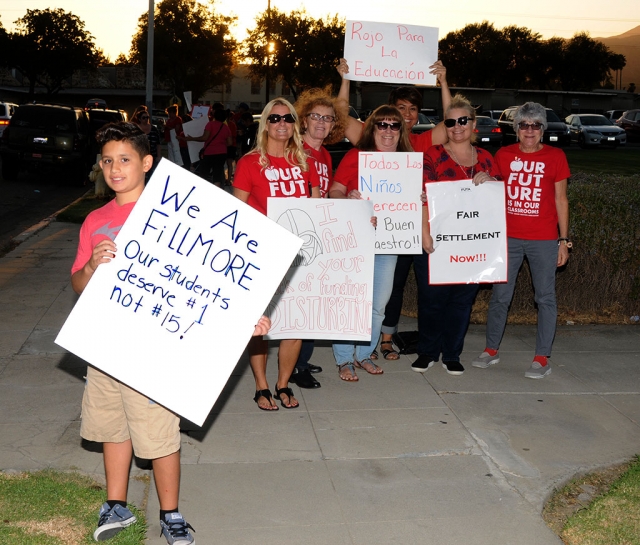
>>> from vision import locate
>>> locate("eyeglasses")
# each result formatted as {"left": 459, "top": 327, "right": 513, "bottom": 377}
{"left": 444, "top": 116, "right": 470, "bottom": 128}
{"left": 375, "top": 121, "right": 402, "bottom": 131}
{"left": 307, "top": 112, "right": 335, "bottom": 123}
{"left": 517, "top": 122, "right": 543, "bottom": 131}
{"left": 267, "top": 113, "right": 296, "bottom": 124}
{"left": 140, "top": 115, "right": 149, "bottom": 120}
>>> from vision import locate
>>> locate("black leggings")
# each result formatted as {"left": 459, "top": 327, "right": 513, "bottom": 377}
{"left": 196, "top": 153, "right": 226, "bottom": 185}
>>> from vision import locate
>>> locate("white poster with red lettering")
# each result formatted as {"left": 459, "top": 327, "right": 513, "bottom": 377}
{"left": 426, "top": 179, "right": 507, "bottom": 284}
{"left": 265, "top": 198, "right": 375, "bottom": 341}
{"left": 343, "top": 21, "right": 438, "bottom": 85}
{"left": 358, "top": 151, "right": 423, "bottom": 254}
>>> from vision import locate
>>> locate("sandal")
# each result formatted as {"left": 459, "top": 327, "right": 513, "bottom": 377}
{"left": 370, "top": 349, "right": 379, "bottom": 360}
{"left": 380, "top": 341, "right": 399, "bottom": 361}
{"left": 338, "top": 362, "right": 359, "bottom": 382}
{"left": 354, "top": 358, "right": 384, "bottom": 375}
{"left": 274, "top": 386, "right": 299, "bottom": 409}
{"left": 253, "top": 389, "right": 278, "bottom": 411}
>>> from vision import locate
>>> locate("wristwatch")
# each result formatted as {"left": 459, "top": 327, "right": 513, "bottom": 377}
{"left": 558, "top": 238, "right": 573, "bottom": 248}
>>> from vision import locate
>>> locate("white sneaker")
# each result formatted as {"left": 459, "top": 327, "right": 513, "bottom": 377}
{"left": 471, "top": 351, "right": 500, "bottom": 369}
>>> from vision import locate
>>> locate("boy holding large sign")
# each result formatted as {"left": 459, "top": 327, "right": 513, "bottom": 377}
{"left": 71, "top": 122, "right": 270, "bottom": 544}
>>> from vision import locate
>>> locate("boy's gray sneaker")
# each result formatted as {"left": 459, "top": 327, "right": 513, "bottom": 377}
{"left": 93, "top": 502, "right": 136, "bottom": 541}
{"left": 471, "top": 351, "right": 500, "bottom": 368}
{"left": 525, "top": 360, "right": 552, "bottom": 379}
{"left": 160, "top": 512, "right": 195, "bottom": 545}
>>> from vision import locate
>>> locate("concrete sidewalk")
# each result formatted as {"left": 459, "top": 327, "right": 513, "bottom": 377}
{"left": 1, "top": 220, "right": 639, "bottom": 545}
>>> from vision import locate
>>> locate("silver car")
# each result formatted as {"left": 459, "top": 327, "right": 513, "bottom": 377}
{"left": 0, "top": 102, "right": 18, "bottom": 138}
{"left": 565, "top": 114, "right": 627, "bottom": 148}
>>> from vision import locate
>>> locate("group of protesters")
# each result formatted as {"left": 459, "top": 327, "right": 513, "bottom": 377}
{"left": 224, "top": 58, "right": 570, "bottom": 411}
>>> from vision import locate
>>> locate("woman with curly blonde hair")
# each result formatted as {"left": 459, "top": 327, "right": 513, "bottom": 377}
{"left": 233, "top": 97, "right": 321, "bottom": 409}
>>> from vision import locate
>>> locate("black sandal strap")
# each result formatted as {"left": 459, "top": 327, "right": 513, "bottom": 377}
{"left": 253, "top": 389, "right": 272, "bottom": 403}
{"left": 275, "top": 386, "right": 294, "bottom": 399}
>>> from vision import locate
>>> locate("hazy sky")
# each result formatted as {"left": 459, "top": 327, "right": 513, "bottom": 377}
{"left": 1, "top": 0, "right": 638, "bottom": 61}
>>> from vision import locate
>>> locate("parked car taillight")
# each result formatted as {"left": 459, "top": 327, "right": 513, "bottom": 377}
{"left": 491, "top": 128, "right": 501, "bottom": 133}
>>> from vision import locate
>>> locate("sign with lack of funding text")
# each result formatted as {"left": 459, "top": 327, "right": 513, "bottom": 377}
{"left": 265, "top": 198, "right": 375, "bottom": 341}
{"left": 55, "top": 159, "right": 302, "bottom": 426}
{"left": 358, "top": 151, "right": 423, "bottom": 254}
{"left": 426, "top": 179, "right": 507, "bottom": 284}
{"left": 343, "top": 20, "right": 438, "bottom": 85}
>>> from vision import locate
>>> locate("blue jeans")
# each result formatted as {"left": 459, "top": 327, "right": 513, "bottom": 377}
{"left": 295, "top": 340, "right": 315, "bottom": 371}
{"left": 486, "top": 238, "right": 558, "bottom": 356}
{"left": 380, "top": 254, "right": 415, "bottom": 335}
{"left": 413, "top": 251, "right": 479, "bottom": 362}
{"left": 332, "top": 254, "right": 397, "bottom": 365}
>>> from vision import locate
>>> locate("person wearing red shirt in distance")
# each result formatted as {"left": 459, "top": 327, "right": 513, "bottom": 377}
{"left": 337, "top": 58, "right": 453, "bottom": 362}
{"left": 471, "top": 102, "right": 570, "bottom": 379}
{"left": 415, "top": 94, "right": 500, "bottom": 377}
{"left": 233, "top": 98, "right": 321, "bottom": 410}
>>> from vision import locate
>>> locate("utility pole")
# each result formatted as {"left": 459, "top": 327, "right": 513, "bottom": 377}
{"left": 265, "top": 0, "right": 271, "bottom": 105}
{"left": 145, "top": 0, "right": 155, "bottom": 112}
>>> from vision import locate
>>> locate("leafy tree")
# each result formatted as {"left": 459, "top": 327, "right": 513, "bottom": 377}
{"left": 130, "top": 0, "right": 236, "bottom": 102}
{"left": 561, "top": 32, "right": 619, "bottom": 90}
{"left": 0, "top": 19, "right": 8, "bottom": 68}
{"left": 243, "top": 9, "right": 345, "bottom": 100}
{"left": 8, "top": 8, "right": 99, "bottom": 97}
{"left": 498, "top": 26, "right": 543, "bottom": 89}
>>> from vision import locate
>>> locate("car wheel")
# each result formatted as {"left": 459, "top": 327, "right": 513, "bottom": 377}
{"left": 1, "top": 158, "right": 20, "bottom": 181}
{"left": 578, "top": 135, "right": 586, "bottom": 149}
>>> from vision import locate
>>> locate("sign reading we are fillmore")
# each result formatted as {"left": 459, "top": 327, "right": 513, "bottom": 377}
{"left": 426, "top": 179, "right": 507, "bottom": 285}
{"left": 343, "top": 21, "right": 438, "bottom": 85}
{"left": 359, "top": 152, "right": 423, "bottom": 254}
{"left": 265, "top": 198, "right": 375, "bottom": 341}
{"left": 55, "top": 160, "right": 302, "bottom": 426}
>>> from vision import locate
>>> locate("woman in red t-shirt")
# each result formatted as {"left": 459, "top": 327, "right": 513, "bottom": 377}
{"left": 233, "top": 98, "right": 320, "bottom": 410}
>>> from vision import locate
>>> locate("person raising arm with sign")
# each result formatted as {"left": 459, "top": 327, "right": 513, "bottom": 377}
{"left": 471, "top": 102, "right": 570, "bottom": 379}
{"left": 233, "top": 98, "right": 321, "bottom": 410}
{"left": 413, "top": 94, "right": 499, "bottom": 377}
{"left": 327, "top": 105, "right": 410, "bottom": 381}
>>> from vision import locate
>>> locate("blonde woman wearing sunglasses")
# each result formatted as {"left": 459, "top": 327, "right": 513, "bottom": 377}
{"left": 233, "top": 98, "right": 321, "bottom": 410}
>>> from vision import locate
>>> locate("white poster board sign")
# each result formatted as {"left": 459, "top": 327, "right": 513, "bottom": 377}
{"left": 343, "top": 21, "right": 438, "bottom": 85}
{"left": 190, "top": 104, "right": 210, "bottom": 119}
{"left": 265, "top": 198, "right": 375, "bottom": 341}
{"left": 426, "top": 179, "right": 507, "bottom": 284}
{"left": 358, "top": 152, "right": 423, "bottom": 254}
{"left": 55, "top": 160, "right": 302, "bottom": 426}
{"left": 167, "top": 129, "right": 183, "bottom": 166}
{"left": 182, "top": 116, "right": 208, "bottom": 164}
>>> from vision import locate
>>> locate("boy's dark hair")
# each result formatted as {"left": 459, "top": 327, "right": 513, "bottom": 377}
{"left": 96, "top": 122, "right": 151, "bottom": 158}
{"left": 388, "top": 86, "right": 423, "bottom": 110}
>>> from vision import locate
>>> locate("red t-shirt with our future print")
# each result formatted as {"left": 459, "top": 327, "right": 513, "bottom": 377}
{"left": 494, "top": 144, "right": 570, "bottom": 240}
{"left": 304, "top": 142, "right": 332, "bottom": 198}
{"left": 233, "top": 152, "right": 320, "bottom": 215}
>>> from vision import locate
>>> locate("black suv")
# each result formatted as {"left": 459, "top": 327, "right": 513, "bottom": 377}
{"left": 1, "top": 103, "right": 92, "bottom": 183}
{"left": 616, "top": 109, "right": 640, "bottom": 141}
{"left": 498, "top": 106, "right": 571, "bottom": 146}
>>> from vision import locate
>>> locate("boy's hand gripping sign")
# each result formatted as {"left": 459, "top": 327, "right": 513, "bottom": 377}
{"left": 426, "top": 180, "right": 507, "bottom": 285}
{"left": 56, "top": 160, "right": 302, "bottom": 426}
{"left": 343, "top": 21, "right": 438, "bottom": 85}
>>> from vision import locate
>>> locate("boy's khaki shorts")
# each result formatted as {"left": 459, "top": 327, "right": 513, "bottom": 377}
{"left": 81, "top": 366, "right": 181, "bottom": 460}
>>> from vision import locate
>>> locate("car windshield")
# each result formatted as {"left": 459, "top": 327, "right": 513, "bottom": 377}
{"left": 581, "top": 116, "right": 613, "bottom": 126}
{"left": 546, "top": 110, "right": 562, "bottom": 122}
{"left": 475, "top": 117, "right": 496, "bottom": 126}
{"left": 13, "top": 107, "right": 75, "bottom": 131}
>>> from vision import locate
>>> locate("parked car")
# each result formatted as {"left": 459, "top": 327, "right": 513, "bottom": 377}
{"left": 325, "top": 106, "right": 360, "bottom": 169}
{"left": 411, "top": 112, "right": 436, "bottom": 134}
{"left": 84, "top": 98, "right": 108, "bottom": 110}
{"left": 565, "top": 114, "right": 626, "bottom": 148}
{"left": 616, "top": 109, "right": 640, "bottom": 141}
{"left": 498, "top": 106, "right": 571, "bottom": 146}
{"left": 481, "top": 109, "right": 504, "bottom": 121}
{"left": 151, "top": 109, "right": 168, "bottom": 132}
{"left": 473, "top": 116, "right": 502, "bottom": 147}
{"left": 86, "top": 108, "right": 127, "bottom": 160}
{"left": 0, "top": 103, "right": 92, "bottom": 184}
{"left": 605, "top": 109, "right": 625, "bottom": 122}
{"left": 0, "top": 101, "right": 18, "bottom": 138}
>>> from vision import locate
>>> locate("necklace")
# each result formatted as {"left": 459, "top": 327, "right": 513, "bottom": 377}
{"left": 446, "top": 145, "right": 476, "bottom": 179}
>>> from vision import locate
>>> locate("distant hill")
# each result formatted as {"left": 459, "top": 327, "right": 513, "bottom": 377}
{"left": 595, "top": 25, "right": 640, "bottom": 90}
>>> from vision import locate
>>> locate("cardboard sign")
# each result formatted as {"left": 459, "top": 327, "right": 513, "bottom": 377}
{"left": 167, "top": 129, "right": 183, "bottom": 166}
{"left": 265, "top": 198, "right": 375, "bottom": 341}
{"left": 358, "top": 152, "right": 423, "bottom": 254}
{"left": 55, "top": 160, "right": 302, "bottom": 426}
{"left": 426, "top": 179, "right": 507, "bottom": 284}
{"left": 343, "top": 20, "right": 438, "bottom": 85}
{"left": 181, "top": 116, "right": 208, "bottom": 164}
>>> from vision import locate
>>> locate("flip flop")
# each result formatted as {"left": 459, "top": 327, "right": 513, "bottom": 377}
{"left": 274, "top": 386, "right": 299, "bottom": 409}
{"left": 354, "top": 358, "right": 384, "bottom": 375}
{"left": 253, "top": 389, "right": 278, "bottom": 411}
{"left": 338, "top": 362, "right": 359, "bottom": 382}
{"left": 380, "top": 341, "right": 399, "bottom": 361}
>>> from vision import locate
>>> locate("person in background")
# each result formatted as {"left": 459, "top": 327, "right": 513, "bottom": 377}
{"left": 131, "top": 105, "right": 161, "bottom": 181}
{"left": 471, "top": 101, "right": 570, "bottom": 379}
{"left": 164, "top": 104, "right": 191, "bottom": 171}
{"left": 337, "top": 59, "right": 452, "bottom": 362}
{"left": 233, "top": 97, "right": 321, "bottom": 410}
{"left": 414, "top": 94, "right": 499, "bottom": 377}
{"left": 239, "top": 112, "right": 258, "bottom": 156}
{"left": 287, "top": 86, "right": 349, "bottom": 389}
{"left": 225, "top": 109, "right": 237, "bottom": 185}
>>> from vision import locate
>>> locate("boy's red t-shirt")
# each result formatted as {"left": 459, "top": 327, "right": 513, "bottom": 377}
{"left": 71, "top": 199, "right": 135, "bottom": 274}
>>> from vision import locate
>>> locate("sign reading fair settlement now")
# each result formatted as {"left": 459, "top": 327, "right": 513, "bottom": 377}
{"left": 343, "top": 21, "right": 438, "bottom": 85}
{"left": 55, "top": 160, "right": 302, "bottom": 426}
{"left": 266, "top": 198, "right": 375, "bottom": 341}
{"left": 358, "top": 152, "right": 423, "bottom": 254}
{"left": 426, "top": 179, "right": 507, "bottom": 284}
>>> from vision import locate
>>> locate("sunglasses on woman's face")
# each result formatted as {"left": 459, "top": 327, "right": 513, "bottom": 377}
{"left": 267, "top": 113, "right": 296, "bottom": 124}
{"left": 375, "top": 121, "right": 402, "bottom": 131}
{"left": 444, "top": 116, "right": 470, "bottom": 128}
{"left": 517, "top": 122, "right": 543, "bottom": 131}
